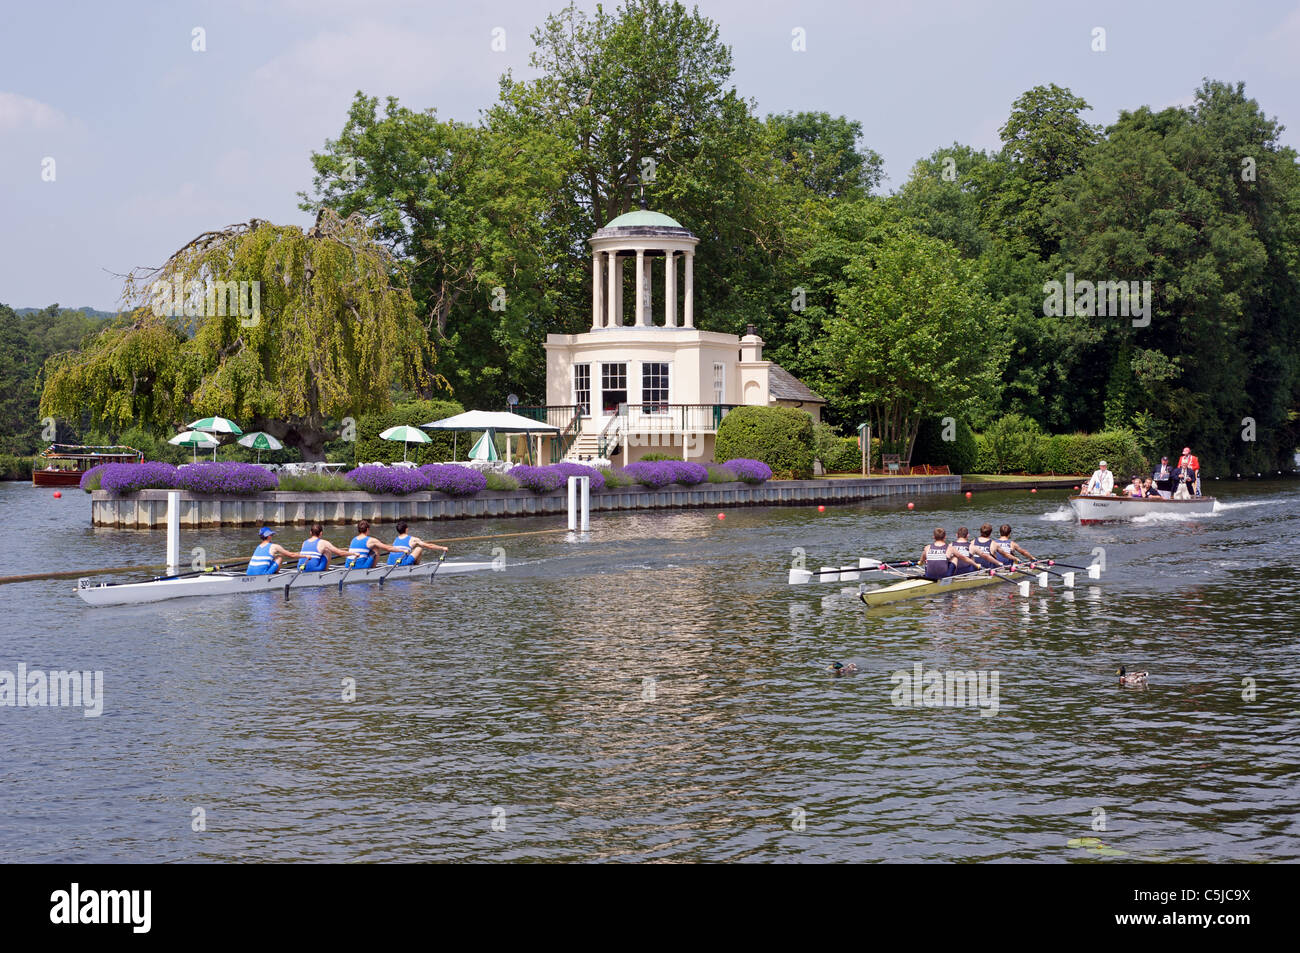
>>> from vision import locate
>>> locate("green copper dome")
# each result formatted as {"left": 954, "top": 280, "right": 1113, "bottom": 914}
{"left": 603, "top": 210, "right": 684, "bottom": 228}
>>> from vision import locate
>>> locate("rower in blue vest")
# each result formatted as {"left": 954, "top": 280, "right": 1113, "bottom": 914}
{"left": 296, "top": 522, "right": 352, "bottom": 571}
{"left": 994, "top": 524, "right": 1034, "bottom": 565}
{"left": 246, "top": 527, "right": 307, "bottom": 576}
{"left": 385, "top": 521, "right": 449, "bottom": 566}
{"left": 921, "top": 527, "right": 982, "bottom": 579}
{"left": 344, "top": 519, "right": 407, "bottom": 569}
{"left": 949, "top": 527, "right": 986, "bottom": 575}
{"left": 969, "top": 524, "right": 1005, "bottom": 570}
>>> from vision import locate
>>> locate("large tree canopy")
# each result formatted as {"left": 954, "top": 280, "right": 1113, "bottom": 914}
{"left": 40, "top": 211, "right": 429, "bottom": 460}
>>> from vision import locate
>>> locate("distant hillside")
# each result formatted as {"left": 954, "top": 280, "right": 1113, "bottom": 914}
{"left": 14, "top": 305, "right": 116, "bottom": 321}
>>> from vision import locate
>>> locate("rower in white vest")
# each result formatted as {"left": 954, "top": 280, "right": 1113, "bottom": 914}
{"left": 1085, "top": 460, "right": 1114, "bottom": 495}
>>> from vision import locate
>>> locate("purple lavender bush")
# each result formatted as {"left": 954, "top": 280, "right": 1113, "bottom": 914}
{"left": 722, "top": 458, "right": 772, "bottom": 484}
{"left": 622, "top": 460, "right": 674, "bottom": 488}
{"left": 663, "top": 460, "right": 709, "bottom": 485}
{"left": 509, "top": 464, "right": 567, "bottom": 493}
{"left": 176, "top": 461, "right": 278, "bottom": 495}
{"left": 419, "top": 464, "right": 488, "bottom": 497}
{"left": 549, "top": 461, "right": 606, "bottom": 492}
{"left": 79, "top": 463, "right": 111, "bottom": 492}
{"left": 345, "top": 465, "right": 431, "bottom": 495}
{"left": 98, "top": 462, "right": 179, "bottom": 495}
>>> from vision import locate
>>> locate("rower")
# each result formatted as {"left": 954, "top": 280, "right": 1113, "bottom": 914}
{"left": 246, "top": 527, "right": 306, "bottom": 576}
{"left": 297, "top": 523, "right": 351, "bottom": 571}
{"left": 386, "top": 521, "right": 449, "bottom": 566}
{"left": 1084, "top": 460, "right": 1114, "bottom": 495}
{"left": 994, "top": 524, "right": 1034, "bottom": 564}
{"left": 949, "top": 527, "right": 984, "bottom": 575}
{"left": 969, "top": 524, "right": 1004, "bottom": 569}
{"left": 921, "top": 527, "right": 981, "bottom": 579}
{"left": 344, "top": 519, "right": 406, "bottom": 568}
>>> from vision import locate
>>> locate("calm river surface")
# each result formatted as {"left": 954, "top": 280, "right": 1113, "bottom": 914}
{"left": 1, "top": 479, "right": 1297, "bottom": 862}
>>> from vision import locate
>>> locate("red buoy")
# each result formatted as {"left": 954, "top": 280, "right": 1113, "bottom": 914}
{"left": 53, "top": 491, "right": 62, "bottom": 499}
{"left": 907, "top": 502, "right": 915, "bottom": 510}
{"left": 817, "top": 505, "right": 825, "bottom": 512}
{"left": 1031, "top": 488, "right": 1037, "bottom": 493}
{"left": 965, "top": 491, "right": 972, "bottom": 499}
{"left": 717, "top": 512, "right": 725, "bottom": 520}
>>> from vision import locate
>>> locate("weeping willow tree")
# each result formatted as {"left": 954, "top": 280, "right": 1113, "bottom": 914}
{"left": 41, "top": 210, "right": 433, "bottom": 459}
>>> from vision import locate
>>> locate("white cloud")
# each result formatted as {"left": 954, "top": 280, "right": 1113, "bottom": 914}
{"left": 0, "top": 92, "right": 70, "bottom": 131}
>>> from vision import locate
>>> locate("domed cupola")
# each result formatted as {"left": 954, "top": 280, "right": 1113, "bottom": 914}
{"left": 588, "top": 209, "right": 700, "bottom": 330}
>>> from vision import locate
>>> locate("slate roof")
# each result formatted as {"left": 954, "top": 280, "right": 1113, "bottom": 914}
{"left": 768, "top": 363, "right": 825, "bottom": 404}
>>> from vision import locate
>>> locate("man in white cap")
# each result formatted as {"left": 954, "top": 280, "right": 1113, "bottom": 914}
{"left": 1085, "top": 460, "right": 1114, "bottom": 495}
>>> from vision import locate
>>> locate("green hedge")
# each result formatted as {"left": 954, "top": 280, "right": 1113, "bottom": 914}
{"left": 912, "top": 416, "right": 978, "bottom": 474}
{"left": 0, "top": 454, "right": 35, "bottom": 481}
{"left": 715, "top": 406, "right": 814, "bottom": 478}
{"left": 352, "top": 399, "right": 464, "bottom": 465}
{"left": 968, "top": 424, "right": 1145, "bottom": 476}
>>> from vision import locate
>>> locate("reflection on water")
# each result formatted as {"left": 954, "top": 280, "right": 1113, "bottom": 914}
{"left": 0, "top": 482, "right": 1298, "bottom": 861}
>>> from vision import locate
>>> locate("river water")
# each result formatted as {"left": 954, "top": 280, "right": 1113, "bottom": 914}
{"left": 1, "top": 479, "right": 1297, "bottom": 862}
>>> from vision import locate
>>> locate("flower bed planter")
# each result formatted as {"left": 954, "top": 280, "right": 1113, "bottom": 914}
{"left": 90, "top": 475, "right": 960, "bottom": 529}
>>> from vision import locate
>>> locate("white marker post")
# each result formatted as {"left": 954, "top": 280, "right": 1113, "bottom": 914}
{"left": 166, "top": 490, "right": 180, "bottom": 577}
{"left": 567, "top": 476, "right": 590, "bottom": 532}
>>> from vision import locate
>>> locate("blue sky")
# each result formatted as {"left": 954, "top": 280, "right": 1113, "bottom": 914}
{"left": 3, "top": 0, "right": 1298, "bottom": 311}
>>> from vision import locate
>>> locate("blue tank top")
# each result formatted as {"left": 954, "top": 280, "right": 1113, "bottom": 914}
{"left": 387, "top": 533, "right": 415, "bottom": 566}
{"left": 971, "top": 537, "right": 994, "bottom": 564}
{"left": 951, "top": 539, "right": 976, "bottom": 574}
{"left": 994, "top": 538, "right": 1015, "bottom": 565}
{"left": 924, "top": 542, "right": 952, "bottom": 579}
{"left": 345, "top": 534, "right": 374, "bottom": 569}
{"left": 247, "top": 540, "right": 277, "bottom": 575}
{"left": 297, "top": 537, "right": 327, "bottom": 571}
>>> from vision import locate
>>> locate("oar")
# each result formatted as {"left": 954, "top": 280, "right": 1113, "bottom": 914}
{"left": 377, "top": 548, "right": 412, "bottom": 587}
{"left": 426, "top": 551, "right": 447, "bottom": 584}
{"left": 1039, "top": 558, "right": 1103, "bottom": 579}
{"left": 150, "top": 559, "right": 251, "bottom": 582}
{"left": 282, "top": 566, "right": 308, "bottom": 600}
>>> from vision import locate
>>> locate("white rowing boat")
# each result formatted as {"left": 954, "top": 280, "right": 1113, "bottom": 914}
{"left": 76, "top": 559, "right": 496, "bottom": 606}
{"left": 1068, "top": 493, "right": 1216, "bottom": 524}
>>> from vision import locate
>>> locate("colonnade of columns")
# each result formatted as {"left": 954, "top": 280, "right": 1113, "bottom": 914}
{"left": 591, "top": 249, "right": 694, "bottom": 330}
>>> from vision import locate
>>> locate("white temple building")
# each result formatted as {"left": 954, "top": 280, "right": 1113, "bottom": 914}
{"left": 535, "top": 210, "right": 824, "bottom": 464}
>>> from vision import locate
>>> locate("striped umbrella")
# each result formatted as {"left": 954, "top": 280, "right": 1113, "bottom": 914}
{"left": 379, "top": 425, "right": 431, "bottom": 463}
{"left": 188, "top": 416, "right": 244, "bottom": 436}
{"left": 468, "top": 430, "right": 499, "bottom": 461}
{"left": 169, "top": 429, "right": 220, "bottom": 462}
{"left": 236, "top": 431, "right": 284, "bottom": 464}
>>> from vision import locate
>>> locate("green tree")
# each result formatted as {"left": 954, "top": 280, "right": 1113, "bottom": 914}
{"left": 40, "top": 212, "right": 429, "bottom": 460}
{"left": 811, "top": 223, "right": 1010, "bottom": 462}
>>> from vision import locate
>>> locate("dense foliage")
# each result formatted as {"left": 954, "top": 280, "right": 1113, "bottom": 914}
{"left": 714, "top": 406, "right": 814, "bottom": 477}
{"left": 912, "top": 417, "right": 979, "bottom": 474}
{"left": 352, "top": 399, "right": 463, "bottom": 464}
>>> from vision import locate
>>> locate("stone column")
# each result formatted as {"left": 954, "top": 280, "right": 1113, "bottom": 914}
{"left": 665, "top": 250, "right": 677, "bottom": 327}
{"left": 684, "top": 251, "right": 694, "bottom": 328}
{"left": 592, "top": 250, "right": 603, "bottom": 329}
{"left": 606, "top": 250, "right": 618, "bottom": 328}
{"left": 634, "top": 249, "right": 646, "bottom": 326}
{"left": 642, "top": 253, "right": 653, "bottom": 325}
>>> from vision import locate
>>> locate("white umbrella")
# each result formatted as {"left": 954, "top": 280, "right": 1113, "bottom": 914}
{"left": 170, "top": 430, "right": 220, "bottom": 462}
{"left": 379, "top": 425, "right": 431, "bottom": 463}
{"left": 467, "top": 430, "right": 499, "bottom": 461}
{"left": 237, "top": 431, "right": 284, "bottom": 463}
{"left": 188, "top": 416, "right": 244, "bottom": 435}
{"left": 420, "top": 410, "right": 560, "bottom": 433}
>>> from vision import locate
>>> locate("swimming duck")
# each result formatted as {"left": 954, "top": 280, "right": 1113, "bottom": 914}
{"left": 828, "top": 662, "right": 859, "bottom": 676}
{"left": 1117, "top": 666, "right": 1148, "bottom": 686}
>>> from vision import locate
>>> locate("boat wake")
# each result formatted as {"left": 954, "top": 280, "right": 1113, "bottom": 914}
{"left": 1210, "top": 498, "right": 1278, "bottom": 511}
{"left": 1130, "top": 509, "right": 1221, "bottom": 523}
{"left": 1039, "top": 506, "right": 1074, "bottom": 522}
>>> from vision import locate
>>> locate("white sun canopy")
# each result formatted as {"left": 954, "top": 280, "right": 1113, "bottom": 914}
{"left": 419, "top": 410, "right": 560, "bottom": 433}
